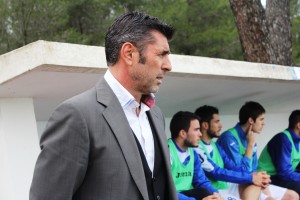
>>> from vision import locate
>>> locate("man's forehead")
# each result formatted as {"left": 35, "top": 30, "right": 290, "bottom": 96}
{"left": 190, "top": 119, "right": 200, "bottom": 125}
{"left": 212, "top": 113, "right": 220, "bottom": 120}
{"left": 257, "top": 113, "right": 265, "bottom": 118}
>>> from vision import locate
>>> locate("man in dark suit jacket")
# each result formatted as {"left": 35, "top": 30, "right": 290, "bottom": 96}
{"left": 30, "top": 11, "right": 177, "bottom": 200}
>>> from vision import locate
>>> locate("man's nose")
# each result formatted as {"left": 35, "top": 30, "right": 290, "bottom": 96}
{"left": 198, "top": 130, "right": 202, "bottom": 137}
{"left": 162, "top": 56, "right": 172, "bottom": 71}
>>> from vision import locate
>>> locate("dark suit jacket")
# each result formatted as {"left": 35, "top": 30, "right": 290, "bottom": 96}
{"left": 29, "top": 78, "right": 177, "bottom": 200}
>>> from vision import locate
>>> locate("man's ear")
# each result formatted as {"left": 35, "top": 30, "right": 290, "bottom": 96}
{"left": 120, "top": 42, "right": 137, "bottom": 65}
{"left": 179, "top": 129, "right": 186, "bottom": 138}
{"left": 296, "top": 122, "right": 300, "bottom": 130}
{"left": 248, "top": 117, "right": 254, "bottom": 125}
{"left": 201, "top": 121, "right": 209, "bottom": 130}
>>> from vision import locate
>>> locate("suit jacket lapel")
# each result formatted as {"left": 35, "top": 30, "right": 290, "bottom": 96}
{"left": 95, "top": 78, "right": 149, "bottom": 200}
{"left": 148, "top": 109, "right": 177, "bottom": 198}
{"left": 147, "top": 109, "right": 170, "bottom": 171}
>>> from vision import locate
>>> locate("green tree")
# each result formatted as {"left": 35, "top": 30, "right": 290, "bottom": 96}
{"left": 65, "top": 0, "right": 114, "bottom": 45}
{"left": 0, "top": 0, "right": 299, "bottom": 66}
{"left": 147, "top": 0, "right": 242, "bottom": 60}
{"left": 0, "top": 0, "right": 242, "bottom": 60}
{"left": 291, "top": 0, "right": 300, "bottom": 65}
{"left": 0, "top": 0, "right": 70, "bottom": 54}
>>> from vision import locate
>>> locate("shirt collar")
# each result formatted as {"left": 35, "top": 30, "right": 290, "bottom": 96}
{"left": 172, "top": 139, "right": 187, "bottom": 153}
{"left": 141, "top": 93, "right": 156, "bottom": 108}
{"left": 201, "top": 139, "right": 210, "bottom": 145}
{"left": 104, "top": 69, "right": 156, "bottom": 109}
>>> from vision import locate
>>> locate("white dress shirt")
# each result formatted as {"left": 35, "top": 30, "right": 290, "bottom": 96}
{"left": 104, "top": 70, "right": 155, "bottom": 173}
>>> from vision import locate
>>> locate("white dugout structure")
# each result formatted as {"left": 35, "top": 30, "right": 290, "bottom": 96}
{"left": 1, "top": 40, "right": 300, "bottom": 200}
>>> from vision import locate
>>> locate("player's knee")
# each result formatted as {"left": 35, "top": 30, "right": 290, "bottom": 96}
{"left": 283, "top": 189, "right": 299, "bottom": 200}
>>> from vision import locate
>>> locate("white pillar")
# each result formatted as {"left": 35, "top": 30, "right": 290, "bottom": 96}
{"left": 0, "top": 98, "right": 40, "bottom": 200}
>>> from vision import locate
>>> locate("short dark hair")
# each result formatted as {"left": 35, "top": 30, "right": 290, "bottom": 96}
{"left": 105, "top": 11, "right": 175, "bottom": 66}
{"left": 195, "top": 105, "right": 219, "bottom": 124}
{"left": 288, "top": 110, "right": 300, "bottom": 129}
{"left": 170, "top": 111, "right": 200, "bottom": 139}
{"left": 239, "top": 101, "right": 265, "bottom": 125}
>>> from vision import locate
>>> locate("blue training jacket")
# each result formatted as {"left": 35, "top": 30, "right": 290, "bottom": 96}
{"left": 217, "top": 123, "right": 258, "bottom": 172}
{"left": 266, "top": 129, "right": 300, "bottom": 181}
{"left": 194, "top": 140, "right": 253, "bottom": 185}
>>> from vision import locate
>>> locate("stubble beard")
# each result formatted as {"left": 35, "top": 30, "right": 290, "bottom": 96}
{"left": 184, "top": 139, "right": 198, "bottom": 148}
{"left": 131, "top": 62, "right": 160, "bottom": 94}
{"left": 207, "top": 129, "right": 219, "bottom": 139}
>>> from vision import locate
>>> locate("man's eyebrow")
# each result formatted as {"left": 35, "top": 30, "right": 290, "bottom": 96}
{"left": 162, "top": 50, "right": 171, "bottom": 55}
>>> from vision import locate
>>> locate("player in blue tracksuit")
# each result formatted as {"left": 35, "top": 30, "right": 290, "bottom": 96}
{"left": 218, "top": 123, "right": 257, "bottom": 172}
{"left": 194, "top": 105, "right": 270, "bottom": 200}
{"left": 258, "top": 110, "right": 300, "bottom": 195}
{"left": 169, "top": 111, "right": 231, "bottom": 200}
{"left": 196, "top": 141, "right": 253, "bottom": 184}
{"left": 217, "top": 101, "right": 299, "bottom": 200}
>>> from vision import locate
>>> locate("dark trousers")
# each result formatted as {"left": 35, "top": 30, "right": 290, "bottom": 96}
{"left": 181, "top": 188, "right": 212, "bottom": 200}
{"left": 271, "top": 175, "right": 300, "bottom": 195}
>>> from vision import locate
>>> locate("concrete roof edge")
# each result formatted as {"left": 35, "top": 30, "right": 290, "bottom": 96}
{"left": 0, "top": 40, "right": 107, "bottom": 84}
{"left": 170, "top": 54, "right": 300, "bottom": 81}
{"left": 0, "top": 40, "right": 45, "bottom": 84}
{"left": 1, "top": 40, "right": 300, "bottom": 85}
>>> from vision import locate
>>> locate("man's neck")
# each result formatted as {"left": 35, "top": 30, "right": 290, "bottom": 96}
{"left": 201, "top": 132, "right": 212, "bottom": 144}
{"left": 109, "top": 68, "right": 142, "bottom": 103}
{"left": 293, "top": 128, "right": 300, "bottom": 137}
{"left": 240, "top": 123, "right": 249, "bottom": 135}
{"left": 174, "top": 138, "right": 188, "bottom": 151}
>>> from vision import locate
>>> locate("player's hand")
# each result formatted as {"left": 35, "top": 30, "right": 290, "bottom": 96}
{"left": 202, "top": 192, "right": 223, "bottom": 200}
{"left": 252, "top": 171, "right": 271, "bottom": 188}
{"left": 246, "top": 125, "right": 255, "bottom": 146}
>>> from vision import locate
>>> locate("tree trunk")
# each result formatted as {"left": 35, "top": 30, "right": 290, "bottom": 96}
{"left": 266, "top": 0, "right": 292, "bottom": 66}
{"left": 229, "top": 0, "right": 291, "bottom": 65}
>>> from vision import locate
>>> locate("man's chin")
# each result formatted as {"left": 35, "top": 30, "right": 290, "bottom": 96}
{"left": 150, "top": 86, "right": 159, "bottom": 93}
{"left": 192, "top": 144, "right": 199, "bottom": 148}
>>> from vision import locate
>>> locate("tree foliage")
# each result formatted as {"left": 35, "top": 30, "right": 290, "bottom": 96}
{"left": 0, "top": 0, "right": 299, "bottom": 66}
{"left": 291, "top": 0, "right": 300, "bottom": 65}
{"left": 0, "top": 0, "right": 69, "bottom": 50}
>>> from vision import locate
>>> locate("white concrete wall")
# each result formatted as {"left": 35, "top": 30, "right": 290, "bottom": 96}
{"left": 0, "top": 98, "right": 40, "bottom": 200}
{"left": 36, "top": 121, "right": 47, "bottom": 139}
